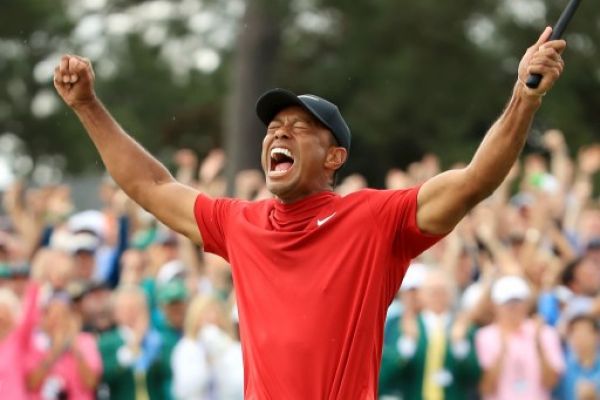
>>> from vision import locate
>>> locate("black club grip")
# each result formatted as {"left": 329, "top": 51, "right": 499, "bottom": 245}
{"left": 525, "top": 0, "right": 583, "bottom": 89}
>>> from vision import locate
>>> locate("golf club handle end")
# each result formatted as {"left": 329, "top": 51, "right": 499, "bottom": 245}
{"left": 525, "top": 73, "right": 543, "bottom": 89}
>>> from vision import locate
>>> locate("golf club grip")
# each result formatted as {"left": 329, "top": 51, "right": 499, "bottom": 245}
{"left": 525, "top": 0, "right": 583, "bottom": 89}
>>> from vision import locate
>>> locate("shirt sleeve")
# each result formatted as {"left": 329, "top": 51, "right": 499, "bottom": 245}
{"left": 475, "top": 327, "right": 499, "bottom": 369}
{"left": 367, "top": 186, "right": 446, "bottom": 261}
{"left": 80, "top": 334, "right": 103, "bottom": 376}
{"left": 194, "top": 195, "right": 243, "bottom": 261}
{"left": 540, "top": 325, "right": 566, "bottom": 373}
{"left": 16, "top": 282, "right": 40, "bottom": 349}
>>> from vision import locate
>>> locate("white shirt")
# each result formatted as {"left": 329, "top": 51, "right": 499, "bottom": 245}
{"left": 171, "top": 337, "right": 211, "bottom": 400}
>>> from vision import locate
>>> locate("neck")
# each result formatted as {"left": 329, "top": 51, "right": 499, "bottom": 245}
{"left": 275, "top": 188, "right": 334, "bottom": 204}
{"left": 499, "top": 319, "right": 522, "bottom": 332}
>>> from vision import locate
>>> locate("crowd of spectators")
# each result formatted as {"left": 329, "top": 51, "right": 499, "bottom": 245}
{"left": 0, "top": 129, "right": 597, "bottom": 399}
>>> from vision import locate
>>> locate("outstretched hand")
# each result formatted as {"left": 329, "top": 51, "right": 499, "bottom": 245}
{"left": 518, "top": 27, "right": 567, "bottom": 98}
{"left": 53, "top": 54, "right": 97, "bottom": 108}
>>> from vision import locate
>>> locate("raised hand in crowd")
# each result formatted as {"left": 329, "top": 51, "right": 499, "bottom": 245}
{"left": 174, "top": 148, "right": 199, "bottom": 186}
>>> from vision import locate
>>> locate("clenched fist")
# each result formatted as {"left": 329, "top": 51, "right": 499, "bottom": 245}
{"left": 53, "top": 54, "right": 97, "bottom": 109}
{"left": 518, "top": 27, "right": 567, "bottom": 98}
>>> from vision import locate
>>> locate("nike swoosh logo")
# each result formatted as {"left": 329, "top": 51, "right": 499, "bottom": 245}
{"left": 317, "top": 212, "right": 336, "bottom": 227}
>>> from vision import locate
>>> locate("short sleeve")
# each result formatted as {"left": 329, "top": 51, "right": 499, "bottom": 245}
{"left": 194, "top": 195, "right": 243, "bottom": 261}
{"left": 540, "top": 326, "right": 565, "bottom": 373}
{"left": 367, "top": 186, "right": 446, "bottom": 260}
{"left": 78, "top": 334, "right": 103, "bottom": 376}
{"left": 475, "top": 327, "right": 499, "bottom": 369}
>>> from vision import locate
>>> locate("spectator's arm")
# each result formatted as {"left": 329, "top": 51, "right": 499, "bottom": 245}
{"left": 72, "top": 343, "right": 100, "bottom": 389}
{"left": 478, "top": 351, "right": 505, "bottom": 396}
{"left": 2, "top": 182, "right": 44, "bottom": 257}
{"left": 476, "top": 330, "right": 507, "bottom": 396}
{"left": 535, "top": 323, "right": 563, "bottom": 389}
{"left": 542, "top": 129, "right": 572, "bottom": 190}
{"left": 564, "top": 146, "right": 599, "bottom": 233}
{"left": 15, "top": 282, "right": 41, "bottom": 349}
{"left": 26, "top": 350, "right": 63, "bottom": 390}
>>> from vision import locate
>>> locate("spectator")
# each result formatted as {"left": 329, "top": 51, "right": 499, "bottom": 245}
{"left": 539, "top": 255, "right": 600, "bottom": 328}
{"left": 476, "top": 275, "right": 565, "bottom": 400}
{"left": 557, "top": 314, "right": 600, "bottom": 400}
{"left": 379, "top": 268, "right": 480, "bottom": 399}
{"left": 156, "top": 279, "right": 188, "bottom": 398}
{"left": 171, "top": 295, "right": 219, "bottom": 400}
{"left": 25, "top": 293, "right": 102, "bottom": 400}
{"left": 97, "top": 285, "right": 170, "bottom": 400}
{"left": 71, "top": 280, "right": 115, "bottom": 335}
{"left": 0, "top": 282, "right": 39, "bottom": 398}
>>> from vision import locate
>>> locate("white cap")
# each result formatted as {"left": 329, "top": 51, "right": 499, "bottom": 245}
{"left": 68, "top": 210, "right": 105, "bottom": 239}
{"left": 400, "top": 263, "right": 428, "bottom": 291}
{"left": 70, "top": 232, "right": 101, "bottom": 254}
{"left": 492, "top": 275, "right": 530, "bottom": 305}
{"left": 156, "top": 259, "right": 185, "bottom": 285}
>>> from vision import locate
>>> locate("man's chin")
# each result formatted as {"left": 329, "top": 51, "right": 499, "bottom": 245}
{"left": 266, "top": 179, "right": 296, "bottom": 200}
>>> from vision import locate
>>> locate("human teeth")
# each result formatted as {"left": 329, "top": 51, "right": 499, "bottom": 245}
{"left": 270, "top": 148, "right": 293, "bottom": 159}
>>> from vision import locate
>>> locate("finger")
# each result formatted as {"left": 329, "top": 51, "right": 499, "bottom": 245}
{"left": 541, "top": 40, "right": 567, "bottom": 56}
{"left": 538, "top": 47, "right": 562, "bottom": 59}
{"left": 72, "top": 56, "right": 95, "bottom": 81}
{"left": 53, "top": 66, "right": 62, "bottom": 85}
{"left": 529, "top": 58, "right": 562, "bottom": 70}
{"left": 534, "top": 26, "right": 553, "bottom": 47}
{"left": 59, "top": 55, "right": 70, "bottom": 74}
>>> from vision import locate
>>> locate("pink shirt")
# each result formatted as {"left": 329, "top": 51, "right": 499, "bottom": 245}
{"left": 0, "top": 283, "right": 39, "bottom": 400}
{"left": 476, "top": 319, "right": 565, "bottom": 400}
{"left": 26, "top": 332, "right": 102, "bottom": 400}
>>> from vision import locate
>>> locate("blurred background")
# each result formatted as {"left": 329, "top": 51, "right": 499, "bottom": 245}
{"left": 0, "top": 1, "right": 599, "bottom": 400}
{"left": 1, "top": 0, "right": 599, "bottom": 200}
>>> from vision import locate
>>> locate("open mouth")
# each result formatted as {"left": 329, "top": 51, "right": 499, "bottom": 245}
{"left": 270, "top": 147, "right": 295, "bottom": 175}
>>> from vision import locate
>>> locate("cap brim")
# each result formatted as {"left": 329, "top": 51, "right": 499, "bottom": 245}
{"left": 256, "top": 88, "right": 306, "bottom": 126}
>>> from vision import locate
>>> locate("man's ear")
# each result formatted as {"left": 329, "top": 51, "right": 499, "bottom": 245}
{"left": 325, "top": 147, "right": 348, "bottom": 171}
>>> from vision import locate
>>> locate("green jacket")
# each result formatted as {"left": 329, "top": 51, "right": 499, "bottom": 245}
{"left": 97, "top": 328, "right": 173, "bottom": 400}
{"left": 379, "top": 314, "right": 481, "bottom": 400}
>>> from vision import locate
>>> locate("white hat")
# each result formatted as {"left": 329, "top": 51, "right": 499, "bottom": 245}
{"left": 492, "top": 276, "right": 530, "bottom": 305}
{"left": 400, "top": 263, "right": 428, "bottom": 291}
{"left": 70, "top": 232, "right": 101, "bottom": 254}
{"left": 156, "top": 259, "right": 185, "bottom": 285}
{"left": 68, "top": 210, "right": 105, "bottom": 239}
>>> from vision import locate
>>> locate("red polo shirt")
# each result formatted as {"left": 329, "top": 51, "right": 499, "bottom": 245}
{"left": 194, "top": 187, "right": 443, "bottom": 399}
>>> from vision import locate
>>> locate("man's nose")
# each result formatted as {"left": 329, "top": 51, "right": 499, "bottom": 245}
{"left": 274, "top": 126, "right": 291, "bottom": 139}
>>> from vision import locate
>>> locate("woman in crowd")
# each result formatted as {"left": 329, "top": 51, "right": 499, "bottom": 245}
{"left": 25, "top": 292, "right": 102, "bottom": 400}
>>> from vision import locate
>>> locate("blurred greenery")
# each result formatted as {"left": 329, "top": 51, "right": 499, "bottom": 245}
{"left": 0, "top": 0, "right": 598, "bottom": 186}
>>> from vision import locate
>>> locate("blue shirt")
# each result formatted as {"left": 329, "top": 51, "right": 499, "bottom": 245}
{"left": 557, "top": 347, "right": 600, "bottom": 400}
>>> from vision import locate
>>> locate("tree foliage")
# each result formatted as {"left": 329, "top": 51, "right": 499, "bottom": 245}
{"left": 0, "top": 0, "right": 597, "bottom": 186}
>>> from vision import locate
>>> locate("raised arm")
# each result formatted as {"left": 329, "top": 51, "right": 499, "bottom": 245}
{"left": 417, "top": 27, "right": 566, "bottom": 235}
{"left": 53, "top": 55, "right": 202, "bottom": 245}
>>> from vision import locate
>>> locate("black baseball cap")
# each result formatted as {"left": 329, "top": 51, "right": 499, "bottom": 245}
{"left": 256, "top": 88, "right": 351, "bottom": 151}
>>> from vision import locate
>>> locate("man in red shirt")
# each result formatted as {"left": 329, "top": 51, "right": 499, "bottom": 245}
{"left": 53, "top": 27, "right": 565, "bottom": 399}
